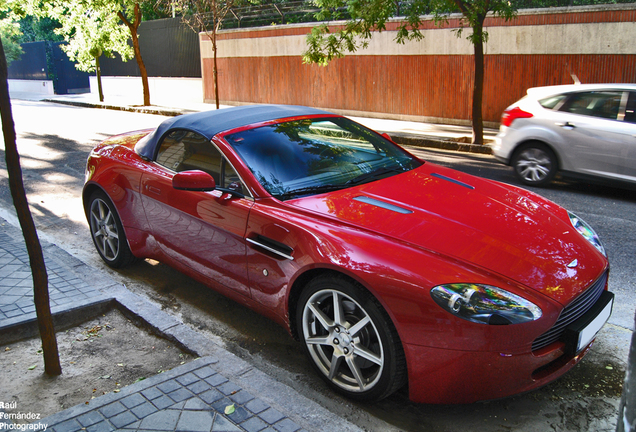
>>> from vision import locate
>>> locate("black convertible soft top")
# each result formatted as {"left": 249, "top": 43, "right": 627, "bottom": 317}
{"left": 134, "top": 104, "right": 331, "bottom": 161}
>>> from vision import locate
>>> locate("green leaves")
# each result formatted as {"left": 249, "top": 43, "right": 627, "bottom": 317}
{"left": 224, "top": 404, "right": 236, "bottom": 415}
{"left": 0, "top": 16, "right": 23, "bottom": 65}
{"left": 44, "top": 0, "right": 136, "bottom": 73}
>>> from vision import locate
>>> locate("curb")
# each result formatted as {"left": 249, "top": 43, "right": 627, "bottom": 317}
{"left": 391, "top": 134, "right": 493, "bottom": 155}
{"left": 42, "top": 99, "right": 192, "bottom": 117}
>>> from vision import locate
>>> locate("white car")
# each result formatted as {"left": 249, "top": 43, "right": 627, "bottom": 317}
{"left": 492, "top": 84, "right": 636, "bottom": 187}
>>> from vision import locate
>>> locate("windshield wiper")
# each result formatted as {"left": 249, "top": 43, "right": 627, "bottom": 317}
{"left": 277, "top": 184, "right": 349, "bottom": 200}
{"left": 345, "top": 167, "right": 405, "bottom": 186}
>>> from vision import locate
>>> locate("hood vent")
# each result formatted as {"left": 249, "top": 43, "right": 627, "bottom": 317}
{"left": 353, "top": 196, "right": 413, "bottom": 214}
{"left": 431, "top": 173, "right": 475, "bottom": 190}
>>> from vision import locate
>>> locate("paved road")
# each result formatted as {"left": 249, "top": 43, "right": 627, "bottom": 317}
{"left": 2, "top": 99, "right": 635, "bottom": 432}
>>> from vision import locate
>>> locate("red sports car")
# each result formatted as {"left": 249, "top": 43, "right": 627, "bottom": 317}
{"left": 83, "top": 105, "right": 613, "bottom": 404}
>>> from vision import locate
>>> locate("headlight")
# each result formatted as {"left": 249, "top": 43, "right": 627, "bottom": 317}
{"left": 568, "top": 212, "right": 606, "bottom": 256}
{"left": 431, "top": 284, "right": 542, "bottom": 325}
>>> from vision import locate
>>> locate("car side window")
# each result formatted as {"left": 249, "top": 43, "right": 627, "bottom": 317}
{"left": 560, "top": 91, "right": 623, "bottom": 120}
{"left": 156, "top": 130, "right": 246, "bottom": 193}
{"left": 539, "top": 94, "right": 567, "bottom": 110}
{"left": 625, "top": 92, "right": 636, "bottom": 124}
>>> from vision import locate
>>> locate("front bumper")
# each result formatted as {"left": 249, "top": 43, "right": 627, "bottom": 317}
{"left": 405, "top": 289, "right": 614, "bottom": 404}
{"left": 404, "top": 338, "right": 592, "bottom": 404}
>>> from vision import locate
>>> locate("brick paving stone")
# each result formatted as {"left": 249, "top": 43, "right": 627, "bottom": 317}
{"left": 187, "top": 380, "right": 212, "bottom": 395}
{"left": 176, "top": 410, "right": 215, "bottom": 432}
{"left": 120, "top": 393, "right": 147, "bottom": 409}
{"left": 169, "top": 401, "right": 186, "bottom": 410}
{"left": 227, "top": 405, "right": 251, "bottom": 424}
{"left": 137, "top": 409, "right": 181, "bottom": 431}
{"left": 241, "top": 416, "right": 269, "bottom": 432}
{"left": 0, "top": 279, "right": 21, "bottom": 288}
{"left": 4, "top": 309, "right": 24, "bottom": 318}
{"left": 167, "top": 387, "right": 194, "bottom": 403}
{"left": 151, "top": 395, "right": 175, "bottom": 410}
{"left": 0, "top": 295, "right": 21, "bottom": 305}
{"left": 76, "top": 411, "right": 105, "bottom": 427}
{"left": 272, "top": 419, "right": 301, "bottom": 432}
{"left": 99, "top": 402, "right": 127, "bottom": 418}
{"left": 21, "top": 305, "right": 35, "bottom": 313}
{"left": 193, "top": 366, "right": 216, "bottom": 379}
{"left": 131, "top": 402, "right": 158, "bottom": 419}
{"left": 183, "top": 398, "right": 210, "bottom": 411}
{"left": 157, "top": 380, "right": 181, "bottom": 394}
{"left": 16, "top": 279, "right": 33, "bottom": 287}
{"left": 245, "top": 399, "right": 270, "bottom": 415}
{"left": 259, "top": 408, "right": 285, "bottom": 425}
{"left": 205, "top": 373, "right": 229, "bottom": 387}
{"left": 199, "top": 388, "right": 224, "bottom": 405}
{"left": 217, "top": 382, "right": 242, "bottom": 396}
{"left": 229, "top": 390, "right": 254, "bottom": 405}
{"left": 51, "top": 418, "right": 83, "bottom": 432}
{"left": 141, "top": 387, "right": 164, "bottom": 401}
{"left": 209, "top": 397, "right": 234, "bottom": 415}
{"left": 211, "top": 414, "right": 242, "bottom": 432}
{"left": 86, "top": 420, "right": 115, "bottom": 432}
{"left": 176, "top": 372, "right": 199, "bottom": 386}
{"left": 110, "top": 411, "right": 138, "bottom": 429}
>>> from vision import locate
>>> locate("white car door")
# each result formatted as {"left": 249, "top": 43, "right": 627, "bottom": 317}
{"left": 556, "top": 91, "right": 627, "bottom": 181}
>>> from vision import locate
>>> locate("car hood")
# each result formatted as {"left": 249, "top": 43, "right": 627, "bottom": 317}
{"left": 288, "top": 164, "right": 607, "bottom": 304}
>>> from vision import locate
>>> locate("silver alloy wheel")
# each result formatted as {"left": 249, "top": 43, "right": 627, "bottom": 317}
{"left": 301, "top": 289, "right": 385, "bottom": 393}
{"left": 89, "top": 198, "right": 120, "bottom": 262}
{"left": 515, "top": 147, "right": 554, "bottom": 183}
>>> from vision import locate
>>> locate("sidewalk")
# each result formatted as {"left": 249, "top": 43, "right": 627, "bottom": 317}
{"left": 0, "top": 214, "right": 365, "bottom": 432}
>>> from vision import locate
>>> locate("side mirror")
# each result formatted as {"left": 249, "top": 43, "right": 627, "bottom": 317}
{"left": 381, "top": 132, "right": 395, "bottom": 143}
{"left": 172, "top": 170, "right": 216, "bottom": 191}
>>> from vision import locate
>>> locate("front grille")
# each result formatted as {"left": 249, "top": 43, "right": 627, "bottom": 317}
{"left": 532, "top": 272, "right": 608, "bottom": 352}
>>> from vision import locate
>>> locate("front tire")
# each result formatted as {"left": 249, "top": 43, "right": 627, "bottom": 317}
{"left": 297, "top": 275, "right": 406, "bottom": 401}
{"left": 512, "top": 143, "right": 558, "bottom": 187}
{"left": 88, "top": 190, "right": 136, "bottom": 268}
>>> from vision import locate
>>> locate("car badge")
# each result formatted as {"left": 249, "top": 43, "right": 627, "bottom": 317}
{"left": 567, "top": 259, "right": 578, "bottom": 269}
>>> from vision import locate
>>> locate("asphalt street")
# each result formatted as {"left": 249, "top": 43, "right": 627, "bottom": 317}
{"left": 1, "top": 99, "right": 635, "bottom": 431}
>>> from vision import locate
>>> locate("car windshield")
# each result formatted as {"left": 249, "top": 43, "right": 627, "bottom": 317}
{"left": 224, "top": 117, "right": 422, "bottom": 200}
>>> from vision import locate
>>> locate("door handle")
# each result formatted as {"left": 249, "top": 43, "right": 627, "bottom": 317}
{"left": 557, "top": 122, "right": 576, "bottom": 129}
{"left": 146, "top": 185, "right": 162, "bottom": 195}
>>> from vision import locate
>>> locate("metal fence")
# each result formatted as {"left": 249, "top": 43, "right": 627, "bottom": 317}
{"left": 221, "top": 1, "right": 321, "bottom": 28}
{"left": 7, "top": 42, "right": 48, "bottom": 81}
{"left": 215, "top": 0, "right": 636, "bottom": 30}
{"left": 100, "top": 17, "right": 201, "bottom": 78}
{"left": 7, "top": 41, "right": 90, "bottom": 94}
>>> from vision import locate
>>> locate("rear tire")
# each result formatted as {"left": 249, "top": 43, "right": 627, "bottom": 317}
{"left": 88, "top": 190, "right": 136, "bottom": 268}
{"left": 512, "top": 143, "right": 558, "bottom": 187}
{"left": 297, "top": 275, "right": 406, "bottom": 401}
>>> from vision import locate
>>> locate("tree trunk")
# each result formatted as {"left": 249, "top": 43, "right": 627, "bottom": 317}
{"left": 213, "top": 30, "right": 220, "bottom": 109}
{"left": 119, "top": 6, "right": 150, "bottom": 106}
{"left": 96, "top": 55, "right": 104, "bottom": 102}
{"left": 0, "top": 40, "right": 61, "bottom": 376}
{"left": 131, "top": 30, "right": 151, "bottom": 106}
{"left": 471, "top": 22, "right": 485, "bottom": 145}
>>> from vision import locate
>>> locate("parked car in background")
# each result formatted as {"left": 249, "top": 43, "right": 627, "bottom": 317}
{"left": 492, "top": 84, "right": 636, "bottom": 188}
{"left": 83, "top": 105, "right": 612, "bottom": 404}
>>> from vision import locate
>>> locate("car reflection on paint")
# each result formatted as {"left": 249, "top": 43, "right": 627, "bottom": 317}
{"left": 83, "top": 105, "right": 613, "bottom": 404}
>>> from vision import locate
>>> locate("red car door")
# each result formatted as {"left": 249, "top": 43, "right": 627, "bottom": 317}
{"left": 140, "top": 130, "right": 254, "bottom": 297}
